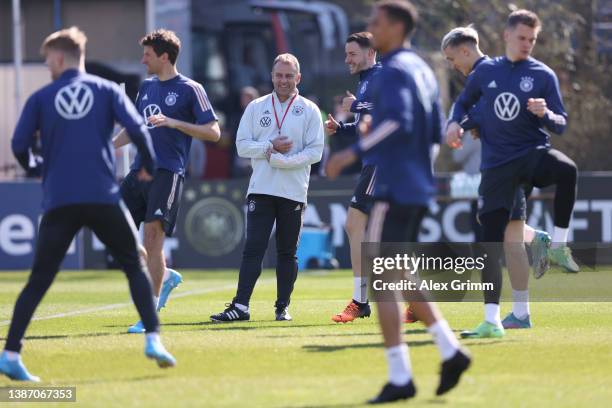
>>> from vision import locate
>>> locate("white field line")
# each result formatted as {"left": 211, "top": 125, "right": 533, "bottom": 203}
{"left": 0, "top": 283, "right": 237, "bottom": 327}
{"left": 0, "top": 271, "right": 332, "bottom": 327}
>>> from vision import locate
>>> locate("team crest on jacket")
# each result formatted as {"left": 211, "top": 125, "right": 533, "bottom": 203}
{"left": 165, "top": 92, "right": 178, "bottom": 106}
{"left": 248, "top": 200, "right": 256, "bottom": 212}
{"left": 260, "top": 116, "right": 272, "bottom": 127}
{"left": 292, "top": 105, "right": 304, "bottom": 116}
{"left": 520, "top": 77, "right": 534, "bottom": 92}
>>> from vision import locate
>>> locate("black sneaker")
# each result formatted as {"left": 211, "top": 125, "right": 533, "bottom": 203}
{"left": 210, "top": 303, "right": 250, "bottom": 323}
{"left": 274, "top": 302, "right": 292, "bottom": 321}
{"left": 436, "top": 348, "right": 471, "bottom": 396}
{"left": 368, "top": 380, "right": 416, "bottom": 404}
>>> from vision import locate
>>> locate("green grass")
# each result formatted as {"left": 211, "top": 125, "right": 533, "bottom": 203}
{"left": 1, "top": 269, "right": 612, "bottom": 407}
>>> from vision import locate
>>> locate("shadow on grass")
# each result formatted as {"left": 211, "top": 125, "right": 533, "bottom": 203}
{"left": 257, "top": 331, "right": 381, "bottom": 339}
{"left": 290, "top": 403, "right": 367, "bottom": 408}
{"left": 70, "top": 374, "right": 166, "bottom": 385}
{"left": 461, "top": 339, "right": 512, "bottom": 346}
{"left": 0, "top": 332, "right": 127, "bottom": 341}
{"left": 290, "top": 395, "right": 449, "bottom": 408}
{"left": 256, "top": 328, "right": 465, "bottom": 339}
{"left": 158, "top": 322, "right": 340, "bottom": 331}
{"left": 302, "top": 339, "right": 436, "bottom": 353}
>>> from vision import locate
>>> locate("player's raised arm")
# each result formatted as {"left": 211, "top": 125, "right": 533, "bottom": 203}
{"left": 183, "top": 81, "right": 220, "bottom": 141}
{"left": 146, "top": 82, "right": 221, "bottom": 142}
{"left": 535, "top": 71, "right": 568, "bottom": 134}
{"left": 11, "top": 93, "right": 41, "bottom": 172}
{"left": 269, "top": 104, "right": 324, "bottom": 169}
{"left": 448, "top": 69, "right": 484, "bottom": 127}
{"left": 446, "top": 71, "right": 484, "bottom": 148}
{"left": 111, "top": 84, "right": 156, "bottom": 175}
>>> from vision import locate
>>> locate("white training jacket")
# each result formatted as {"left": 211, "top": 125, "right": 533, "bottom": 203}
{"left": 236, "top": 91, "right": 324, "bottom": 203}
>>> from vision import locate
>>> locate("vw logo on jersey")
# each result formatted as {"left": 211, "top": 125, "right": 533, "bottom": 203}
{"left": 260, "top": 116, "right": 272, "bottom": 128}
{"left": 292, "top": 105, "right": 304, "bottom": 116}
{"left": 165, "top": 92, "right": 178, "bottom": 106}
{"left": 143, "top": 104, "right": 162, "bottom": 129}
{"left": 54, "top": 83, "right": 94, "bottom": 120}
{"left": 520, "top": 76, "right": 534, "bottom": 92}
{"left": 493, "top": 92, "right": 520, "bottom": 121}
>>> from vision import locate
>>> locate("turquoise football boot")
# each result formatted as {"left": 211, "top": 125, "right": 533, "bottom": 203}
{"left": 0, "top": 353, "right": 40, "bottom": 382}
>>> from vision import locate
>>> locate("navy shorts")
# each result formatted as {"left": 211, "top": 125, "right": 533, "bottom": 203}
{"left": 349, "top": 165, "right": 376, "bottom": 215}
{"left": 478, "top": 149, "right": 544, "bottom": 219}
{"left": 120, "top": 169, "right": 184, "bottom": 237}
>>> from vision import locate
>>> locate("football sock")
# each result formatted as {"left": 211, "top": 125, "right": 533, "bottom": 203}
{"left": 552, "top": 227, "right": 569, "bottom": 248}
{"left": 484, "top": 303, "right": 501, "bottom": 327}
{"left": 353, "top": 277, "right": 368, "bottom": 304}
{"left": 427, "top": 320, "right": 460, "bottom": 361}
{"left": 512, "top": 290, "right": 530, "bottom": 319}
{"left": 385, "top": 344, "right": 412, "bottom": 386}
{"left": 235, "top": 303, "right": 249, "bottom": 312}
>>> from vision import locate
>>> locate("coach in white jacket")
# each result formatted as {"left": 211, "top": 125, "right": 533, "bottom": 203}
{"left": 211, "top": 53, "right": 324, "bottom": 323}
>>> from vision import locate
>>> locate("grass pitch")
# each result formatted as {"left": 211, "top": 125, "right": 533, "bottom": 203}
{"left": 1, "top": 269, "right": 612, "bottom": 407}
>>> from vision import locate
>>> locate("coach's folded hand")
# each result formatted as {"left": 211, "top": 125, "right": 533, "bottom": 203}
{"left": 325, "top": 114, "right": 339, "bottom": 135}
{"left": 446, "top": 122, "right": 464, "bottom": 149}
{"left": 271, "top": 136, "right": 293, "bottom": 154}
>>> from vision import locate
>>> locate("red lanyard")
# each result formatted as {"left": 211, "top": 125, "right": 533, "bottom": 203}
{"left": 271, "top": 93, "right": 298, "bottom": 135}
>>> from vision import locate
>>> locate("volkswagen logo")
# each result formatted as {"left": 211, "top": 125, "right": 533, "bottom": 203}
{"left": 493, "top": 92, "right": 520, "bottom": 121}
{"left": 260, "top": 116, "right": 272, "bottom": 128}
{"left": 54, "top": 83, "right": 94, "bottom": 120}
{"left": 143, "top": 104, "right": 162, "bottom": 129}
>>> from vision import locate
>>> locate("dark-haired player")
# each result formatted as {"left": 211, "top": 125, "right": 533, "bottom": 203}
{"left": 326, "top": 31, "right": 382, "bottom": 323}
{"left": 113, "top": 29, "right": 221, "bottom": 333}
{"left": 327, "top": 1, "right": 470, "bottom": 403}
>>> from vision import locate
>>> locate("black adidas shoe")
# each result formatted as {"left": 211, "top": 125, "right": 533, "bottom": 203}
{"left": 436, "top": 348, "right": 471, "bottom": 396}
{"left": 274, "top": 302, "right": 292, "bottom": 321}
{"left": 368, "top": 380, "right": 416, "bottom": 404}
{"left": 210, "top": 303, "right": 250, "bottom": 323}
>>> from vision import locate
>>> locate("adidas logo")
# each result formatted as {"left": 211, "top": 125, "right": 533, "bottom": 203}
{"left": 294, "top": 204, "right": 301, "bottom": 211}
{"left": 350, "top": 196, "right": 357, "bottom": 203}
{"left": 488, "top": 81, "right": 497, "bottom": 88}
{"left": 142, "top": 94, "right": 149, "bottom": 101}
{"left": 154, "top": 208, "right": 163, "bottom": 216}
{"left": 226, "top": 310, "right": 241, "bottom": 320}
{"left": 263, "top": 110, "right": 271, "bottom": 114}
